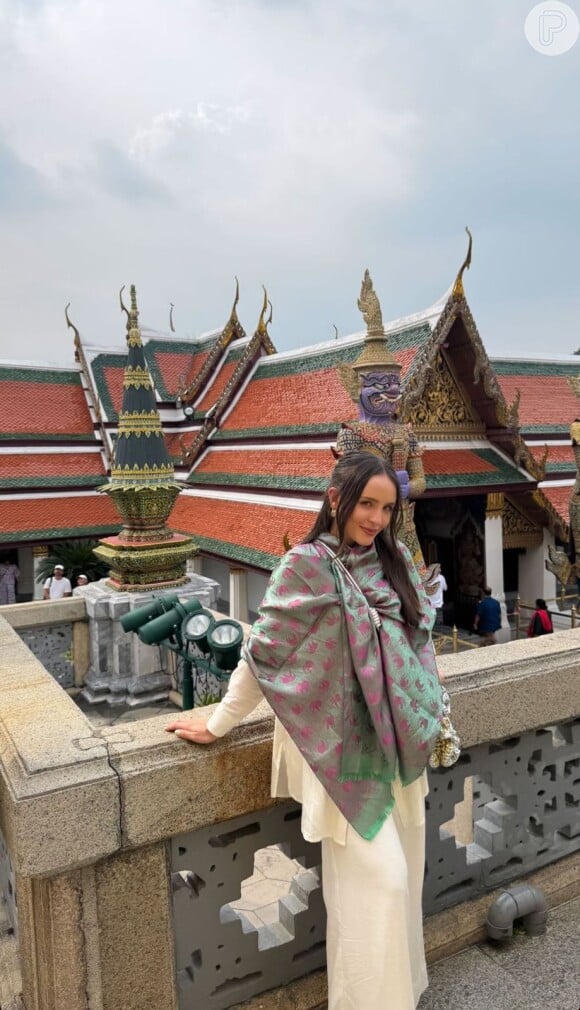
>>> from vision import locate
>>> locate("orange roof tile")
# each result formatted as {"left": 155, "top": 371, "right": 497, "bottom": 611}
{"left": 0, "top": 495, "right": 119, "bottom": 540}
{"left": 102, "top": 365, "right": 125, "bottom": 416}
{"left": 0, "top": 453, "right": 105, "bottom": 480}
{"left": 196, "top": 447, "right": 333, "bottom": 478}
{"left": 0, "top": 380, "right": 93, "bottom": 436}
{"left": 221, "top": 369, "right": 357, "bottom": 431}
{"left": 170, "top": 495, "right": 315, "bottom": 558}
{"left": 196, "top": 361, "right": 238, "bottom": 411}
{"left": 422, "top": 449, "right": 497, "bottom": 475}
{"left": 528, "top": 444, "right": 574, "bottom": 465}
{"left": 541, "top": 485, "right": 572, "bottom": 524}
{"left": 496, "top": 375, "right": 579, "bottom": 427}
{"left": 151, "top": 350, "right": 202, "bottom": 399}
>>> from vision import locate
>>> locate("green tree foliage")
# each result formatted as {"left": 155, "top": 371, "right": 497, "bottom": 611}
{"left": 35, "top": 540, "right": 109, "bottom": 586}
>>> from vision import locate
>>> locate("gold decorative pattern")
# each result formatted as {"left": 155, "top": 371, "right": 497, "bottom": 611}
{"left": 567, "top": 376, "right": 580, "bottom": 398}
{"left": 406, "top": 353, "right": 480, "bottom": 436}
{"left": 123, "top": 366, "right": 151, "bottom": 389}
{"left": 486, "top": 492, "right": 504, "bottom": 519}
{"left": 116, "top": 411, "right": 165, "bottom": 437}
{"left": 502, "top": 497, "right": 542, "bottom": 548}
{"left": 507, "top": 388, "right": 521, "bottom": 429}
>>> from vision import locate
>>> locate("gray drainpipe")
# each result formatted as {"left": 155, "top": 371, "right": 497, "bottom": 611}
{"left": 486, "top": 884, "right": 548, "bottom": 941}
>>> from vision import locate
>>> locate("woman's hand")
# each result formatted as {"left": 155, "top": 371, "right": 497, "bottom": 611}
{"left": 165, "top": 717, "right": 217, "bottom": 745}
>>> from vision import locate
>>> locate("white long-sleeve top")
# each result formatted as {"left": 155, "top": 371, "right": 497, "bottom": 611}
{"left": 206, "top": 659, "right": 427, "bottom": 845}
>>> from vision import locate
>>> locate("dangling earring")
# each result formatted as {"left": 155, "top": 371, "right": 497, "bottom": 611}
{"left": 330, "top": 507, "right": 336, "bottom": 518}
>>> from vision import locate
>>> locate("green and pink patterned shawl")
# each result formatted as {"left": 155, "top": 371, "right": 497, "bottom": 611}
{"left": 243, "top": 534, "right": 443, "bottom": 840}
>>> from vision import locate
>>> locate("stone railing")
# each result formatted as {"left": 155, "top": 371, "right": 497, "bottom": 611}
{"left": 0, "top": 616, "right": 579, "bottom": 1010}
{"left": 0, "top": 598, "right": 89, "bottom": 691}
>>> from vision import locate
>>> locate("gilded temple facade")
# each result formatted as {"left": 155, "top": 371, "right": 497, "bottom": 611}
{"left": 0, "top": 259, "right": 576, "bottom": 626}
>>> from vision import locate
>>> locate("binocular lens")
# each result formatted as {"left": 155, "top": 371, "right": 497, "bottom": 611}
{"left": 211, "top": 623, "right": 240, "bottom": 645}
{"left": 184, "top": 613, "right": 212, "bottom": 638}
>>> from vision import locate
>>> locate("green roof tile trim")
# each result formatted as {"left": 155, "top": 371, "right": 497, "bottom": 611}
{"left": 90, "top": 352, "right": 127, "bottom": 420}
{"left": 521, "top": 424, "right": 569, "bottom": 434}
{"left": 0, "top": 433, "right": 98, "bottom": 442}
{"left": 214, "top": 422, "right": 345, "bottom": 440}
{"left": 0, "top": 523, "right": 119, "bottom": 544}
{"left": 186, "top": 472, "right": 328, "bottom": 491}
{"left": 252, "top": 323, "right": 431, "bottom": 381}
{"left": 0, "top": 366, "right": 81, "bottom": 385}
{"left": 144, "top": 335, "right": 219, "bottom": 399}
{"left": 491, "top": 360, "right": 580, "bottom": 377}
{"left": 172, "top": 530, "right": 281, "bottom": 571}
{"left": 425, "top": 448, "right": 530, "bottom": 489}
{"left": 0, "top": 476, "right": 105, "bottom": 490}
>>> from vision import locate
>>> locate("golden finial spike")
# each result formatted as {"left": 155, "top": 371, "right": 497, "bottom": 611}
{"left": 257, "top": 285, "right": 268, "bottom": 333}
{"left": 119, "top": 286, "right": 130, "bottom": 329}
{"left": 357, "top": 269, "right": 384, "bottom": 336}
{"left": 231, "top": 276, "right": 240, "bottom": 319}
{"left": 169, "top": 303, "right": 175, "bottom": 333}
{"left": 65, "top": 303, "right": 80, "bottom": 342}
{"left": 452, "top": 227, "right": 473, "bottom": 299}
{"left": 333, "top": 324, "right": 339, "bottom": 340}
{"left": 266, "top": 299, "right": 273, "bottom": 328}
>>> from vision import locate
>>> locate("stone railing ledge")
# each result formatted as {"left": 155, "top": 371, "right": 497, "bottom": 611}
{"left": 0, "top": 617, "right": 120, "bottom": 877}
{"left": 439, "top": 628, "right": 580, "bottom": 748}
{"left": 0, "top": 597, "right": 88, "bottom": 629}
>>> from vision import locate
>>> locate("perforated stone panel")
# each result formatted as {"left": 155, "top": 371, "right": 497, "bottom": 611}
{"left": 171, "top": 719, "right": 580, "bottom": 1009}
{"left": 424, "top": 719, "right": 580, "bottom": 914}
{"left": 171, "top": 802, "right": 325, "bottom": 1010}
{"left": 18, "top": 624, "right": 74, "bottom": 688}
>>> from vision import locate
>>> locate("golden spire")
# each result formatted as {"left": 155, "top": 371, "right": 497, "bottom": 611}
{"left": 65, "top": 302, "right": 80, "bottom": 342}
{"left": 257, "top": 285, "right": 269, "bottom": 334}
{"left": 229, "top": 276, "right": 240, "bottom": 324}
{"left": 452, "top": 227, "right": 473, "bottom": 299}
{"left": 352, "top": 269, "right": 399, "bottom": 374}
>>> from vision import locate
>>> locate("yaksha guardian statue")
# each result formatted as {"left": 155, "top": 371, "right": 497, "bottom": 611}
{"left": 336, "top": 270, "right": 438, "bottom": 592}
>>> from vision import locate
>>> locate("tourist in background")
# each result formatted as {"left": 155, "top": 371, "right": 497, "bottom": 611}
{"left": 0, "top": 558, "right": 19, "bottom": 605}
{"left": 527, "top": 598, "right": 554, "bottom": 637}
{"left": 428, "top": 569, "right": 447, "bottom": 629}
{"left": 473, "top": 587, "right": 501, "bottom": 646}
{"left": 167, "top": 451, "right": 445, "bottom": 1010}
{"left": 43, "top": 564, "right": 72, "bottom": 600}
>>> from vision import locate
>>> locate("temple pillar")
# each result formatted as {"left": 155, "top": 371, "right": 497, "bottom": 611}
{"left": 485, "top": 493, "right": 510, "bottom": 643}
{"left": 229, "top": 568, "right": 249, "bottom": 623}
{"left": 32, "top": 547, "right": 48, "bottom": 600}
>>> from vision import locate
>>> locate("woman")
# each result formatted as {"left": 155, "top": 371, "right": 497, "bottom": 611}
{"left": 167, "top": 451, "right": 444, "bottom": 1010}
{"left": 527, "top": 598, "right": 554, "bottom": 637}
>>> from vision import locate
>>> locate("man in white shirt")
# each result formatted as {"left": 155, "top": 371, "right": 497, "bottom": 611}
{"left": 429, "top": 571, "right": 447, "bottom": 628}
{"left": 43, "top": 565, "right": 72, "bottom": 600}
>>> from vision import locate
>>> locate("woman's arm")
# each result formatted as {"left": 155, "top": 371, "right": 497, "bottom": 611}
{"left": 165, "top": 658, "right": 265, "bottom": 745}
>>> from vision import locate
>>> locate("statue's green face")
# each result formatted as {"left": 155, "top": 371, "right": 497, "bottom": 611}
{"left": 360, "top": 371, "right": 401, "bottom": 421}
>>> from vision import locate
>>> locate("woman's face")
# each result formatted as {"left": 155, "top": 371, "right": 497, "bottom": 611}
{"left": 330, "top": 473, "right": 398, "bottom": 547}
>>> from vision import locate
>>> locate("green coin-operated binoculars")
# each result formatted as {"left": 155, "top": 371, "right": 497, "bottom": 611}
{"left": 120, "top": 596, "right": 243, "bottom": 710}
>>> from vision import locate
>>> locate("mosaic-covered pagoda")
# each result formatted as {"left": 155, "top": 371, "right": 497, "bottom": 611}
{"left": 94, "top": 285, "right": 196, "bottom": 590}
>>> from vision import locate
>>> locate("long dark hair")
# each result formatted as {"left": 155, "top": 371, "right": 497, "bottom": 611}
{"left": 302, "top": 451, "right": 421, "bottom": 627}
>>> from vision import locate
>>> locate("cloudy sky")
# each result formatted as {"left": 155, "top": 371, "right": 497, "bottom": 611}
{"left": 1, "top": 0, "right": 579, "bottom": 364}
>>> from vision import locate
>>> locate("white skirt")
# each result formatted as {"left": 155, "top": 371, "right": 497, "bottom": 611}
{"left": 271, "top": 721, "right": 429, "bottom": 1009}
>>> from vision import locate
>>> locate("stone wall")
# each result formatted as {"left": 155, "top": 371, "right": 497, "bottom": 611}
{"left": 0, "top": 615, "right": 579, "bottom": 1010}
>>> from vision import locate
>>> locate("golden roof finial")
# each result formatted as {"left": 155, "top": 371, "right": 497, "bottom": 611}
{"left": 357, "top": 269, "right": 384, "bottom": 337}
{"left": 257, "top": 285, "right": 269, "bottom": 334}
{"left": 352, "top": 269, "right": 399, "bottom": 374}
{"left": 333, "top": 324, "right": 339, "bottom": 340}
{"left": 169, "top": 303, "right": 175, "bottom": 333}
{"left": 65, "top": 302, "right": 80, "bottom": 343}
{"left": 119, "top": 285, "right": 130, "bottom": 331}
{"left": 230, "top": 276, "right": 240, "bottom": 323}
{"left": 452, "top": 227, "right": 473, "bottom": 299}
